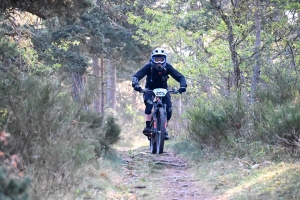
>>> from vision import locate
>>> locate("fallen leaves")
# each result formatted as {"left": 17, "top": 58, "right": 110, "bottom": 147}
{"left": 0, "top": 131, "right": 24, "bottom": 177}
{"left": 0, "top": 131, "right": 10, "bottom": 145}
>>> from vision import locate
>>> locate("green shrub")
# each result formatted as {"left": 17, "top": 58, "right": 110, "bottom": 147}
{"left": 104, "top": 116, "right": 121, "bottom": 144}
{"left": 76, "top": 109, "right": 104, "bottom": 129}
{"left": 254, "top": 100, "right": 300, "bottom": 145}
{"left": 94, "top": 115, "right": 121, "bottom": 156}
{"left": 256, "top": 66, "right": 299, "bottom": 104}
{"left": 0, "top": 38, "right": 18, "bottom": 74}
{"left": 233, "top": 64, "right": 300, "bottom": 160}
{"left": 253, "top": 65, "right": 300, "bottom": 147}
{"left": 186, "top": 93, "right": 246, "bottom": 148}
{"left": 0, "top": 71, "right": 122, "bottom": 199}
{"left": 0, "top": 169, "right": 30, "bottom": 200}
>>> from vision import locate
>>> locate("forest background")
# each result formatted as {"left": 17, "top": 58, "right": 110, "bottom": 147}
{"left": 1, "top": 0, "right": 300, "bottom": 199}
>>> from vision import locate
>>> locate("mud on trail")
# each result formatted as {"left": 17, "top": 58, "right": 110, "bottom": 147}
{"left": 110, "top": 146, "right": 217, "bottom": 200}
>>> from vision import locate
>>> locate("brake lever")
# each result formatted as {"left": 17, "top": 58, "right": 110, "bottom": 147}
{"left": 169, "top": 89, "right": 178, "bottom": 94}
{"left": 141, "top": 88, "right": 149, "bottom": 93}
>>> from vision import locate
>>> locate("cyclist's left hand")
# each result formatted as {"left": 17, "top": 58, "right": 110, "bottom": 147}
{"left": 178, "top": 87, "right": 186, "bottom": 94}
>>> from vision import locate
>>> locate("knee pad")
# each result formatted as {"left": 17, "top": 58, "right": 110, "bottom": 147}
{"left": 145, "top": 103, "right": 153, "bottom": 114}
{"left": 167, "top": 107, "right": 172, "bottom": 121}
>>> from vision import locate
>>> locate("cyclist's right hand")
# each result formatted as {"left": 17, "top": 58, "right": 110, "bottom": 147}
{"left": 134, "top": 85, "right": 142, "bottom": 92}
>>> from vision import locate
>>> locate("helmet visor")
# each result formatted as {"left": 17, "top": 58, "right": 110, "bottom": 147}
{"left": 153, "top": 56, "right": 165, "bottom": 64}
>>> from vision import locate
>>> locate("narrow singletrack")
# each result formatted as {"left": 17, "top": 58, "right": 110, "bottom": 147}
{"left": 114, "top": 147, "right": 217, "bottom": 200}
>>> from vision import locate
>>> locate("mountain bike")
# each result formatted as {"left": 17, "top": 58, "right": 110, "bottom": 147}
{"left": 141, "top": 88, "right": 179, "bottom": 154}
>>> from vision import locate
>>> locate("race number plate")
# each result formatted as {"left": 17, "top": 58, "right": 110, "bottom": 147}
{"left": 153, "top": 88, "right": 168, "bottom": 97}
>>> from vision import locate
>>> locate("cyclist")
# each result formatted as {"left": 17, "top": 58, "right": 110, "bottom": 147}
{"left": 132, "top": 47, "right": 187, "bottom": 140}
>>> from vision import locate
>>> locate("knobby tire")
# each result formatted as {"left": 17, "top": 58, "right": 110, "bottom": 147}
{"left": 150, "top": 119, "right": 156, "bottom": 154}
{"left": 150, "top": 133, "right": 157, "bottom": 154}
{"left": 156, "top": 108, "right": 166, "bottom": 154}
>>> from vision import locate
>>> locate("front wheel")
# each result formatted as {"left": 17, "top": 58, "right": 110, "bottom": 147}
{"left": 149, "top": 119, "right": 157, "bottom": 154}
{"left": 150, "top": 135, "right": 157, "bottom": 154}
{"left": 156, "top": 108, "right": 166, "bottom": 154}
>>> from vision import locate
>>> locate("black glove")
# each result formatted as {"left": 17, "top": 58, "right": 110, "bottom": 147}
{"left": 132, "top": 77, "right": 139, "bottom": 87}
{"left": 178, "top": 87, "right": 186, "bottom": 94}
{"left": 134, "top": 85, "right": 142, "bottom": 92}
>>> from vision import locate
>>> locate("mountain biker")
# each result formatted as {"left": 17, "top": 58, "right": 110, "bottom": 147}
{"left": 132, "top": 47, "right": 187, "bottom": 140}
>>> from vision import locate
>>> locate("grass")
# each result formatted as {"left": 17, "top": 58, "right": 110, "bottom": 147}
{"left": 53, "top": 133, "right": 300, "bottom": 199}
{"left": 40, "top": 149, "right": 124, "bottom": 200}
{"left": 166, "top": 139, "right": 300, "bottom": 200}
{"left": 232, "top": 163, "right": 300, "bottom": 199}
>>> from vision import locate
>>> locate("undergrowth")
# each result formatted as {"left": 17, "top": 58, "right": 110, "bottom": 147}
{"left": 0, "top": 70, "right": 121, "bottom": 199}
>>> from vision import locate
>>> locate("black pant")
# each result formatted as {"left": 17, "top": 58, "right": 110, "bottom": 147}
{"left": 144, "top": 92, "right": 172, "bottom": 121}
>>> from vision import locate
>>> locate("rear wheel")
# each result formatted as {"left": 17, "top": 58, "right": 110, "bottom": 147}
{"left": 156, "top": 108, "right": 166, "bottom": 154}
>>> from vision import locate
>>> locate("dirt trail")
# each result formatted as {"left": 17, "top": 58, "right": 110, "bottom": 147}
{"left": 115, "top": 147, "right": 218, "bottom": 200}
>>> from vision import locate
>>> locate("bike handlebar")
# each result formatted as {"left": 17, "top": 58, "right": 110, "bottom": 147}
{"left": 140, "top": 88, "right": 179, "bottom": 94}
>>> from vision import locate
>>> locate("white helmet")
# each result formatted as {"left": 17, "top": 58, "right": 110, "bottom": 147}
{"left": 151, "top": 48, "right": 167, "bottom": 58}
{"left": 150, "top": 48, "right": 167, "bottom": 70}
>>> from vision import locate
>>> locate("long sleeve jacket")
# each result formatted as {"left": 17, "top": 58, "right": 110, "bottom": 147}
{"left": 132, "top": 62, "right": 187, "bottom": 90}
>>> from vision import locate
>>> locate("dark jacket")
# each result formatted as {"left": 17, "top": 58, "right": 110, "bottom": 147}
{"left": 132, "top": 62, "right": 187, "bottom": 90}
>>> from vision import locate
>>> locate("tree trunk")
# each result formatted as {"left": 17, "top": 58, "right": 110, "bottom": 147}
{"left": 92, "top": 56, "right": 101, "bottom": 113}
{"left": 210, "top": 0, "right": 241, "bottom": 90}
{"left": 107, "top": 58, "right": 116, "bottom": 111}
{"left": 100, "top": 55, "right": 105, "bottom": 114}
{"left": 71, "top": 72, "right": 84, "bottom": 102}
{"left": 251, "top": 0, "right": 261, "bottom": 102}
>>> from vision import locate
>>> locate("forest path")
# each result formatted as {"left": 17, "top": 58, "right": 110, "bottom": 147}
{"left": 112, "top": 146, "right": 219, "bottom": 200}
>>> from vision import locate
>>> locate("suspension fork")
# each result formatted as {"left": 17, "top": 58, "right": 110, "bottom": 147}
{"left": 163, "top": 103, "right": 167, "bottom": 128}
{"left": 152, "top": 104, "right": 158, "bottom": 130}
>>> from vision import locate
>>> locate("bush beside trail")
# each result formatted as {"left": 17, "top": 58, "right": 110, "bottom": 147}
{"left": 186, "top": 65, "right": 300, "bottom": 162}
{"left": 0, "top": 71, "right": 121, "bottom": 199}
